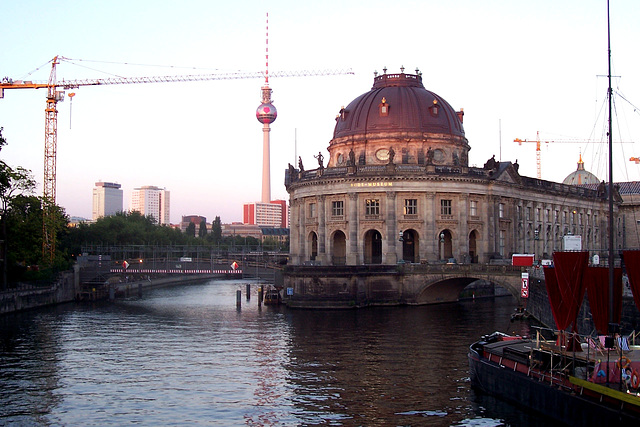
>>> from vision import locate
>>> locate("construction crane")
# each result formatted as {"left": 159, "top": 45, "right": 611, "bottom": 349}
{"left": 0, "top": 55, "right": 354, "bottom": 263}
{"left": 514, "top": 130, "right": 632, "bottom": 179}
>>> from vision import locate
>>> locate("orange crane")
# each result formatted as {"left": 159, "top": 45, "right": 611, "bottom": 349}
{"left": 514, "top": 130, "right": 632, "bottom": 179}
{"left": 0, "top": 55, "right": 354, "bottom": 262}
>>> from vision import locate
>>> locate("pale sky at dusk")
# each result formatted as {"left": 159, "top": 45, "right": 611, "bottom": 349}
{"left": 1, "top": 0, "right": 639, "bottom": 224}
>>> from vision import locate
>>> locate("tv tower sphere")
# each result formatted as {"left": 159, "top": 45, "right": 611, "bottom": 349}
{"left": 256, "top": 102, "right": 277, "bottom": 124}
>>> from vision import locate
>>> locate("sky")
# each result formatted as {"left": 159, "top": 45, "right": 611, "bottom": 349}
{"left": 1, "top": 0, "right": 640, "bottom": 224}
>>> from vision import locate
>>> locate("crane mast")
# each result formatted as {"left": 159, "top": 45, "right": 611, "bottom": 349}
{"left": 0, "top": 56, "right": 354, "bottom": 263}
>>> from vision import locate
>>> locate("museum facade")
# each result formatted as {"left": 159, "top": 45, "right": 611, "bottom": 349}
{"left": 281, "top": 69, "right": 620, "bottom": 307}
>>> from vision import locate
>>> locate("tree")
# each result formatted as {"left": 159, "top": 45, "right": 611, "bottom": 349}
{"left": 186, "top": 222, "right": 196, "bottom": 237}
{"left": 210, "top": 216, "right": 222, "bottom": 244}
{"left": 0, "top": 128, "right": 38, "bottom": 288}
{"left": 198, "top": 220, "right": 207, "bottom": 238}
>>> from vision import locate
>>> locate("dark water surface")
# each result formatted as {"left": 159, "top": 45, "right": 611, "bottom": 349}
{"left": 0, "top": 279, "right": 547, "bottom": 426}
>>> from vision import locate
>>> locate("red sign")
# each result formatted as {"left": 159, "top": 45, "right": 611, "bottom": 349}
{"left": 512, "top": 254, "right": 534, "bottom": 267}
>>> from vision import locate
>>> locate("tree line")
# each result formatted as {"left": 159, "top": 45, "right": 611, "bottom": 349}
{"left": 0, "top": 128, "right": 288, "bottom": 288}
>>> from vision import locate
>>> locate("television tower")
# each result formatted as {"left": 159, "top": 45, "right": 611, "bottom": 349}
{"left": 256, "top": 13, "right": 277, "bottom": 203}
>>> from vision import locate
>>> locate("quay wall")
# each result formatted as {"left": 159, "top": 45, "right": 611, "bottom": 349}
{"left": 0, "top": 266, "right": 80, "bottom": 315}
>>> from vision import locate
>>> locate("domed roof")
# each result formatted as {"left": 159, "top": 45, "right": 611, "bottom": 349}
{"left": 562, "top": 155, "right": 599, "bottom": 185}
{"left": 332, "top": 68, "right": 465, "bottom": 140}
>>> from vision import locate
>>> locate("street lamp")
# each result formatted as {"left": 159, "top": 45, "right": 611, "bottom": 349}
{"left": 399, "top": 230, "right": 404, "bottom": 242}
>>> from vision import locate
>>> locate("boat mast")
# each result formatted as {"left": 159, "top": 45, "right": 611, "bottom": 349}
{"left": 607, "top": 0, "right": 614, "bottom": 328}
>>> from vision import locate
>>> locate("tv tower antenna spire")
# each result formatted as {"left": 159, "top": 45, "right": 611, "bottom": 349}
{"left": 256, "top": 12, "right": 277, "bottom": 203}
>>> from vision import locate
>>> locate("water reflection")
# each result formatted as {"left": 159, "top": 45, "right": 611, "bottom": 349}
{"left": 0, "top": 280, "right": 544, "bottom": 426}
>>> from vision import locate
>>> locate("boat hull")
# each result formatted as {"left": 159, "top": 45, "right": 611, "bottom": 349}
{"left": 469, "top": 344, "right": 640, "bottom": 426}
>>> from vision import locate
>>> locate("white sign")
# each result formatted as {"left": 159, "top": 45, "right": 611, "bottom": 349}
{"left": 521, "top": 272, "right": 529, "bottom": 299}
{"left": 563, "top": 235, "right": 582, "bottom": 251}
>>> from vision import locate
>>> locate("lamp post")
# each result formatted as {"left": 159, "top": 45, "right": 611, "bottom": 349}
{"left": 440, "top": 232, "right": 445, "bottom": 261}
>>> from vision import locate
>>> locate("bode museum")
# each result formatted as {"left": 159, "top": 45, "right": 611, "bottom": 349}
{"left": 282, "top": 67, "right": 626, "bottom": 308}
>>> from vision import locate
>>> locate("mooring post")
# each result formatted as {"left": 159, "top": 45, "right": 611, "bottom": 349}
{"left": 138, "top": 283, "right": 142, "bottom": 298}
{"left": 236, "top": 290, "right": 242, "bottom": 308}
{"left": 246, "top": 284, "right": 251, "bottom": 300}
{"left": 258, "top": 285, "right": 263, "bottom": 307}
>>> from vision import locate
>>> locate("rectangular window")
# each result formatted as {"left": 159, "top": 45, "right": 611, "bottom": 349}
{"left": 546, "top": 209, "right": 550, "bottom": 222}
{"left": 441, "top": 199, "right": 452, "bottom": 215}
{"left": 470, "top": 200, "right": 478, "bottom": 216}
{"left": 365, "top": 199, "right": 380, "bottom": 216}
{"left": 526, "top": 207, "right": 531, "bottom": 221}
{"left": 332, "top": 200, "right": 344, "bottom": 217}
{"left": 404, "top": 199, "right": 417, "bottom": 215}
{"left": 499, "top": 230, "right": 505, "bottom": 257}
{"left": 536, "top": 208, "right": 541, "bottom": 221}
{"left": 499, "top": 203, "right": 505, "bottom": 218}
{"left": 308, "top": 203, "right": 316, "bottom": 218}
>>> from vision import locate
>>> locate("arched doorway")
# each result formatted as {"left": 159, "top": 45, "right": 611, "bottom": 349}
{"left": 438, "top": 229, "right": 453, "bottom": 261}
{"left": 332, "top": 230, "right": 346, "bottom": 265}
{"left": 468, "top": 230, "right": 478, "bottom": 263}
{"left": 309, "top": 231, "right": 318, "bottom": 261}
{"left": 402, "top": 229, "right": 419, "bottom": 263}
{"left": 364, "top": 229, "right": 382, "bottom": 264}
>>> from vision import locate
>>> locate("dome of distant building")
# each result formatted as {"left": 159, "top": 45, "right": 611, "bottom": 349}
{"left": 328, "top": 67, "right": 468, "bottom": 168}
{"left": 562, "top": 154, "right": 599, "bottom": 185}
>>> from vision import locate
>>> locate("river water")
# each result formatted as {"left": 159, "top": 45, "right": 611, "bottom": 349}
{"left": 0, "top": 279, "right": 547, "bottom": 426}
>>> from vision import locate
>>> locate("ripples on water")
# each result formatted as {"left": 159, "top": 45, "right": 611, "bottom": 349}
{"left": 0, "top": 280, "right": 546, "bottom": 426}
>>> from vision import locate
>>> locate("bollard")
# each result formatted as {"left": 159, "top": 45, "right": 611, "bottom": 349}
{"left": 246, "top": 284, "right": 251, "bottom": 300}
{"left": 236, "top": 290, "right": 242, "bottom": 308}
{"left": 258, "top": 285, "right": 263, "bottom": 307}
{"left": 138, "top": 283, "right": 143, "bottom": 298}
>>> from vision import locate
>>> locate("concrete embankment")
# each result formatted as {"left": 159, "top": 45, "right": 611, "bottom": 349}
{"left": 1, "top": 270, "right": 220, "bottom": 315}
{"left": 106, "top": 274, "right": 219, "bottom": 299}
{"left": 0, "top": 267, "right": 80, "bottom": 315}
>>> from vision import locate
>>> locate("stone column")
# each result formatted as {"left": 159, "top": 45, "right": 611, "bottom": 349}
{"left": 317, "top": 195, "right": 328, "bottom": 264}
{"left": 384, "top": 191, "right": 397, "bottom": 264}
{"left": 298, "top": 201, "right": 306, "bottom": 262}
{"left": 458, "top": 194, "right": 469, "bottom": 263}
{"left": 289, "top": 199, "right": 301, "bottom": 264}
{"left": 347, "top": 193, "right": 359, "bottom": 265}
{"left": 425, "top": 192, "right": 436, "bottom": 262}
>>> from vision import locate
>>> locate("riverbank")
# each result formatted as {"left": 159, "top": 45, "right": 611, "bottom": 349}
{"left": 1, "top": 269, "right": 220, "bottom": 315}
{"left": 0, "top": 266, "right": 79, "bottom": 315}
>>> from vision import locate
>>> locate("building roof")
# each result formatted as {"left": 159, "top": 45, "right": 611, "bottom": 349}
{"left": 332, "top": 69, "right": 464, "bottom": 141}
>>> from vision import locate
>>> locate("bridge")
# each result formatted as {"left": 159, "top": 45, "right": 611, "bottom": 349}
{"left": 409, "top": 263, "right": 531, "bottom": 303}
{"left": 282, "top": 263, "right": 531, "bottom": 308}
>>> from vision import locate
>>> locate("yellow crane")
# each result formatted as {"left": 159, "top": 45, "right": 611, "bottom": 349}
{"left": 0, "top": 55, "right": 354, "bottom": 262}
{"left": 514, "top": 130, "right": 631, "bottom": 179}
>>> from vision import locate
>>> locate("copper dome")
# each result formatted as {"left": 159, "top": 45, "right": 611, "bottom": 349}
{"left": 332, "top": 70, "right": 465, "bottom": 140}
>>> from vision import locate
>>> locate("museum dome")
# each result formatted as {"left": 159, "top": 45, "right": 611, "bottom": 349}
{"left": 332, "top": 68, "right": 465, "bottom": 140}
{"left": 563, "top": 154, "right": 599, "bottom": 185}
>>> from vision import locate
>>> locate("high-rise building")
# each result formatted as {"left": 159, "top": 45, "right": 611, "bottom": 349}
{"left": 130, "top": 185, "right": 170, "bottom": 225}
{"left": 92, "top": 181, "right": 123, "bottom": 220}
{"left": 243, "top": 200, "right": 288, "bottom": 228}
